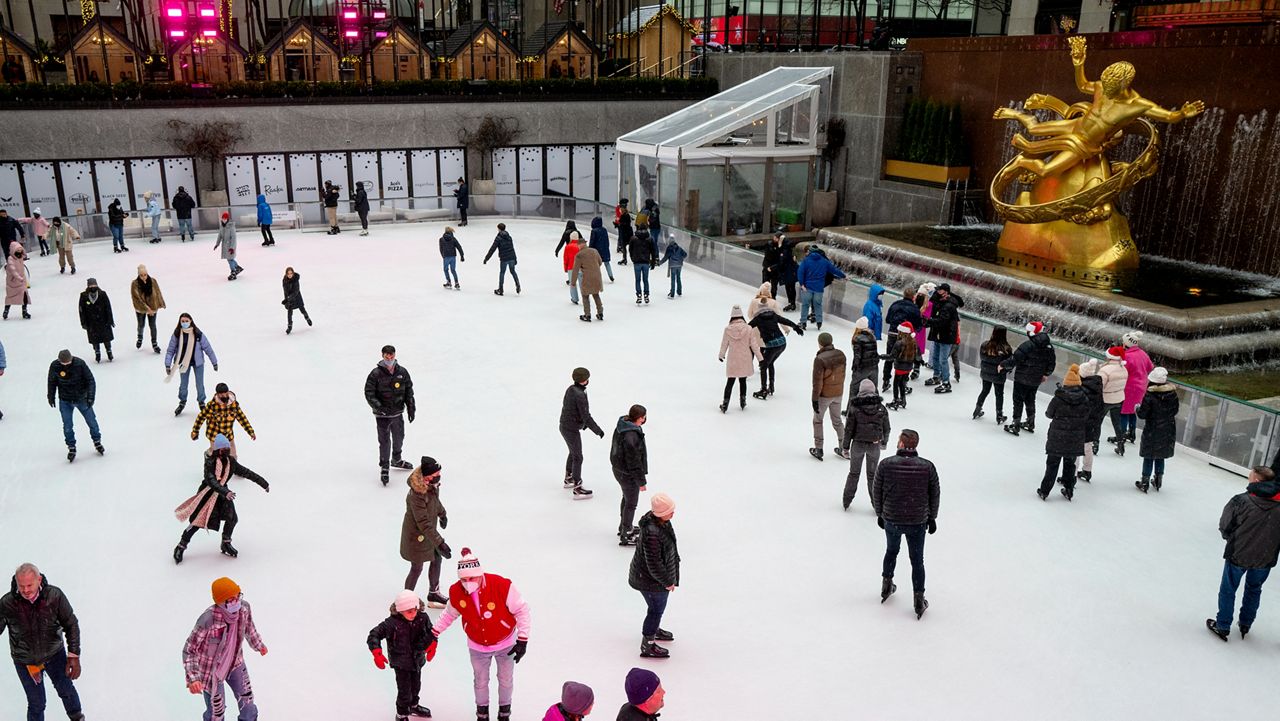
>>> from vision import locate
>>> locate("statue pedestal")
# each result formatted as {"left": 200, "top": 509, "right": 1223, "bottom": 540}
{"left": 998, "top": 213, "right": 1140, "bottom": 270}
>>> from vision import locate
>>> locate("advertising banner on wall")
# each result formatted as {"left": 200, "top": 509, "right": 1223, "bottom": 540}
{"left": 288, "top": 153, "right": 319, "bottom": 206}
{"left": 380, "top": 151, "right": 408, "bottom": 199}
{"left": 0, "top": 163, "right": 23, "bottom": 214}
{"left": 319, "top": 153, "right": 350, "bottom": 203}
{"left": 21, "top": 162, "right": 61, "bottom": 217}
{"left": 130, "top": 159, "right": 166, "bottom": 208}
{"left": 255, "top": 155, "right": 288, "bottom": 205}
{"left": 164, "top": 157, "right": 198, "bottom": 202}
{"left": 572, "top": 146, "right": 596, "bottom": 201}
{"left": 409, "top": 150, "right": 439, "bottom": 208}
{"left": 546, "top": 146, "right": 570, "bottom": 196}
{"left": 439, "top": 150, "right": 464, "bottom": 200}
{"left": 94, "top": 160, "right": 130, "bottom": 210}
{"left": 224, "top": 155, "right": 257, "bottom": 205}
{"left": 350, "top": 151, "right": 379, "bottom": 201}
{"left": 59, "top": 161, "right": 97, "bottom": 215}
{"left": 518, "top": 147, "right": 543, "bottom": 196}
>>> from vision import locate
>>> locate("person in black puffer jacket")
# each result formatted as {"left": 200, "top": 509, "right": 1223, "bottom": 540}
{"left": 841, "top": 379, "right": 890, "bottom": 510}
{"left": 974, "top": 326, "right": 1012, "bottom": 422}
{"left": 438, "top": 227, "right": 464, "bottom": 289}
{"left": 1, "top": 565, "right": 84, "bottom": 721}
{"left": 883, "top": 287, "right": 923, "bottom": 390}
{"left": 351, "top": 182, "right": 371, "bottom": 235}
{"left": 1039, "top": 364, "right": 1089, "bottom": 501}
{"left": 368, "top": 590, "right": 437, "bottom": 720}
{"left": 322, "top": 180, "right": 341, "bottom": 234}
{"left": 849, "top": 319, "right": 880, "bottom": 395}
{"left": 628, "top": 225, "right": 654, "bottom": 302}
{"left": 872, "top": 429, "right": 939, "bottom": 616}
{"left": 1002, "top": 322, "right": 1056, "bottom": 435}
{"left": 484, "top": 223, "right": 520, "bottom": 295}
{"left": 47, "top": 349, "right": 101, "bottom": 459}
{"left": 365, "top": 345, "right": 416, "bottom": 484}
{"left": 281, "top": 267, "right": 312, "bottom": 334}
{"left": 748, "top": 307, "right": 803, "bottom": 398}
{"left": 1136, "top": 367, "right": 1179, "bottom": 493}
{"left": 1075, "top": 359, "right": 1107, "bottom": 484}
{"left": 923, "top": 284, "right": 964, "bottom": 392}
{"left": 560, "top": 367, "right": 605, "bottom": 497}
{"left": 1209, "top": 466, "right": 1280, "bottom": 640}
{"left": 611, "top": 405, "right": 649, "bottom": 545}
{"left": 628, "top": 493, "right": 680, "bottom": 659}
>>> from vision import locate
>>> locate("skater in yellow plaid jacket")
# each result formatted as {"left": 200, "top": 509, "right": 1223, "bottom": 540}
{"left": 191, "top": 382, "right": 256, "bottom": 456}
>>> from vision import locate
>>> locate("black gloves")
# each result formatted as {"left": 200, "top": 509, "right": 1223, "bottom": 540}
{"left": 508, "top": 639, "right": 527, "bottom": 663}
{"left": 438, "top": 541, "right": 452, "bottom": 559}
{"left": 49, "top": 399, "right": 55, "bottom": 408}
{"left": 595, "top": 428, "right": 605, "bottom": 439}
{"left": 877, "top": 516, "right": 885, "bottom": 529}
{"left": 812, "top": 400, "right": 820, "bottom": 414}
{"left": 927, "top": 519, "right": 937, "bottom": 535}
{"left": 439, "top": 514, "right": 448, "bottom": 530}
{"left": 408, "top": 410, "right": 416, "bottom": 423}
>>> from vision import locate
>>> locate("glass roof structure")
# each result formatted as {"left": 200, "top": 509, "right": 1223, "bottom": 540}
{"left": 616, "top": 66, "right": 833, "bottom": 162}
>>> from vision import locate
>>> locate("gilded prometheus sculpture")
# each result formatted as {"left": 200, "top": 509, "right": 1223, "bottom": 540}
{"left": 990, "top": 36, "right": 1205, "bottom": 269}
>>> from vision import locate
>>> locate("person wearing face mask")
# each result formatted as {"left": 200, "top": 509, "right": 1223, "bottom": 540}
{"left": 610, "top": 404, "right": 649, "bottom": 546}
{"left": 401, "top": 456, "right": 451, "bottom": 609}
{"left": 559, "top": 367, "right": 603, "bottom": 497}
{"left": 173, "top": 434, "right": 269, "bottom": 562}
{"left": 130, "top": 264, "right": 166, "bottom": 353}
{"left": 214, "top": 212, "right": 243, "bottom": 281}
{"left": 0, "top": 562, "right": 86, "bottom": 721}
{"left": 281, "top": 267, "right": 312, "bottom": 335}
{"left": 47, "top": 349, "right": 101, "bottom": 462}
{"left": 4, "top": 241, "right": 31, "bottom": 319}
{"left": 182, "top": 577, "right": 268, "bottom": 721}
{"left": 191, "top": 383, "right": 256, "bottom": 457}
{"left": 431, "top": 548, "right": 532, "bottom": 721}
{"left": 106, "top": 199, "right": 128, "bottom": 253}
{"left": 368, "top": 589, "right": 439, "bottom": 721}
{"left": 629, "top": 493, "right": 680, "bottom": 659}
{"left": 365, "top": 345, "right": 417, "bottom": 486}
{"left": 48, "top": 217, "right": 79, "bottom": 275}
{"left": 77, "top": 278, "right": 115, "bottom": 363}
{"left": 165, "top": 312, "right": 219, "bottom": 416}
{"left": 617, "top": 668, "right": 665, "bottom": 721}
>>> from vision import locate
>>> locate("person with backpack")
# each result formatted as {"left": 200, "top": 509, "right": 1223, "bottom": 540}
{"left": 439, "top": 226, "right": 465, "bottom": 290}
{"left": 1207, "top": 465, "right": 1280, "bottom": 642}
{"left": 1135, "top": 366, "right": 1179, "bottom": 493}
{"left": 1002, "top": 321, "right": 1056, "bottom": 436}
{"left": 1038, "top": 364, "right": 1088, "bottom": 502}
{"left": 841, "top": 378, "right": 891, "bottom": 510}
{"left": 973, "top": 326, "right": 1012, "bottom": 423}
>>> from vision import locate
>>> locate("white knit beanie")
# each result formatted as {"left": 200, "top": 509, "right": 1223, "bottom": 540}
{"left": 1148, "top": 366, "right": 1168, "bottom": 384}
{"left": 394, "top": 590, "right": 419, "bottom": 613}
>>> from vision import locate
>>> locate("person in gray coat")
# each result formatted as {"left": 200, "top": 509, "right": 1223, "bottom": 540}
{"left": 1208, "top": 466, "right": 1280, "bottom": 641}
{"left": 213, "top": 212, "right": 242, "bottom": 281}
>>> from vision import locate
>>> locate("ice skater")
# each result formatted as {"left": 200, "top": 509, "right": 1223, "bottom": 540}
{"left": 352, "top": 181, "right": 371, "bottom": 236}
{"left": 365, "top": 345, "right": 417, "bottom": 485}
{"left": 973, "top": 326, "right": 1011, "bottom": 422}
{"left": 5, "top": 241, "right": 31, "bottom": 319}
{"left": 172, "top": 185, "right": 196, "bottom": 241}
{"left": 165, "top": 312, "right": 218, "bottom": 416}
{"left": 172, "top": 434, "right": 269, "bottom": 562}
{"left": 614, "top": 199, "right": 632, "bottom": 266}
{"left": 587, "top": 216, "right": 613, "bottom": 282}
{"left": 0, "top": 563, "right": 86, "bottom": 721}
{"left": 454, "top": 177, "right": 469, "bottom": 226}
{"left": 49, "top": 216, "right": 79, "bottom": 274}
{"left": 131, "top": 264, "right": 165, "bottom": 353}
{"left": 1076, "top": 359, "right": 1107, "bottom": 485}
{"left": 654, "top": 235, "right": 686, "bottom": 299}
{"left": 1002, "top": 321, "right": 1056, "bottom": 436}
{"left": 1099, "top": 345, "right": 1130, "bottom": 455}
{"left": 77, "top": 278, "right": 115, "bottom": 363}
{"left": 439, "top": 227, "right": 465, "bottom": 289}
{"left": 848, "top": 316, "right": 880, "bottom": 395}
{"left": 257, "top": 194, "right": 275, "bottom": 246}
{"left": 401, "top": 456, "right": 451, "bottom": 608}
{"left": 48, "top": 349, "right": 102, "bottom": 462}
{"left": 191, "top": 382, "right": 256, "bottom": 457}
{"left": 1038, "top": 364, "right": 1087, "bottom": 502}
{"left": 282, "top": 267, "right": 312, "bottom": 334}
{"left": 1207, "top": 465, "right": 1280, "bottom": 642}
{"left": 20, "top": 208, "right": 49, "bottom": 255}
{"left": 1135, "top": 366, "right": 1178, "bottom": 493}
{"left": 629, "top": 493, "right": 680, "bottom": 658}
{"left": 323, "top": 180, "right": 341, "bottom": 234}
{"left": 484, "top": 223, "right": 520, "bottom": 296}
{"left": 810, "top": 332, "right": 847, "bottom": 460}
{"left": 747, "top": 296, "right": 803, "bottom": 399}
{"left": 570, "top": 236, "right": 605, "bottom": 322}
{"left": 841, "top": 379, "right": 891, "bottom": 510}
{"left": 182, "top": 578, "right": 269, "bottom": 721}
{"left": 556, "top": 227, "right": 582, "bottom": 305}
{"left": 368, "top": 589, "right": 438, "bottom": 721}
{"left": 628, "top": 223, "right": 654, "bottom": 304}
{"left": 872, "top": 429, "right": 940, "bottom": 619}
{"left": 559, "top": 367, "right": 603, "bottom": 497}
{"left": 884, "top": 322, "right": 919, "bottom": 411}
{"left": 611, "top": 404, "right": 649, "bottom": 546}
{"left": 144, "top": 191, "right": 163, "bottom": 243}
{"left": 107, "top": 199, "right": 127, "bottom": 252}
{"left": 718, "top": 305, "right": 762, "bottom": 413}
{"left": 213, "top": 212, "right": 243, "bottom": 280}
{"left": 1119, "top": 330, "right": 1155, "bottom": 448}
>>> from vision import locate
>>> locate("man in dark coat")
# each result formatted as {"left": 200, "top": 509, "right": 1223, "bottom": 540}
{"left": 1001, "top": 321, "right": 1056, "bottom": 436}
{"left": 47, "top": 349, "right": 101, "bottom": 461}
{"left": 0, "top": 209, "right": 25, "bottom": 260}
{"left": 560, "top": 367, "right": 604, "bottom": 499}
{"left": 106, "top": 199, "right": 128, "bottom": 252}
{"left": 588, "top": 216, "right": 614, "bottom": 282}
{"left": 628, "top": 494, "right": 679, "bottom": 658}
{"left": 171, "top": 186, "right": 197, "bottom": 241}
{"left": 627, "top": 226, "right": 655, "bottom": 303}
{"left": 924, "top": 283, "right": 964, "bottom": 394}
{"left": 77, "top": 278, "right": 115, "bottom": 363}
{"left": 872, "top": 429, "right": 940, "bottom": 619}
{"left": 352, "top": 181, "right": 371, "bottom": 235}
{"left": 0, "top": 563, "right": 85, "bottom": 721}
{"left": 484, "top": 223, "right": 520, "bottom": 296}
{"left": 1039, "top": 364, "right": 1089, "bottom": 502}
{"left": 610, "top": 404, "right": 648, "bottom": 546}
{"left": 364, "top": 345, "right": 416, "bottom": 485}
{"left": 883, "top": 287, "right": 923, "bottom": 390}
{"left": 1208, "top": 466, "right": 1280, "bottom": 641}
{"left": 453, "top": 177, "right": 469, "bottom": 226}
{"left": 761, "top": 232, "right": 799, "bottom": 310}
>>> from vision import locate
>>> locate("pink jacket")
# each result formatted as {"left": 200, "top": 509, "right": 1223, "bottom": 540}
{"left": 917, "top": 302, "right": 932, "bottom": 354}
{"left": 720, "top": 319, "right": 762, "bottom": 378}
{"left": 22, "top": 216, "right": 51, "bottom": 237}
{"left": 1121, "top": 346, "right": 1154, "bottom": 414}
{"left": 1097, "top": 359, "right": 1128, "bottom": 405}
{"left": 5, "top": 242, "right": 27, "bottom": 306}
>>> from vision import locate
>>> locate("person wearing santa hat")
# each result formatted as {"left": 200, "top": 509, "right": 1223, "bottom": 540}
{"left": 1098, "top": 345, "right": 1130, "bottom": 456}
{"left": 883, "top": 321, "right": 919, "bottom": 411}
{"left": 432, "top": 548, "right": 531, "bottom": 721}
{"left": 629, "top": 493, "right": 680, "bottom": 658}
{"left": 182, "top": 577, "right": 268, "bottom": 721}
{"left": 1001, "top": 321, "right": 1056, "bottom": 436}
{"left": 368, "top": 589, "right": 438, "bottom": 720}
{"left": 213, "top": 211, "right": 242, "bottom": 281}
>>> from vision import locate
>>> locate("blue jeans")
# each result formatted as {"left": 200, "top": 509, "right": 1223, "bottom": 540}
{"left": 931, "top": 342, "right": 954, "bottom": 383}
{"left": 202, "top": 663, "right": 258, "bottom": 721}
{"left": 567, "top": 271, "right": 579, "bottom": 303}
{"left": 443, "top": 256, "right": 459, "bottom": 284}
{"left": 109, "top": 224, "right": 124, "bottom": 250}
{"left": 1141, "top": 457, "right": 1166, "bottom": 476}
{"left": 1216, "top": 561, "right": 1270, "bottom": 631}
{"left": 669, "top": 267, "right": 682, "bottom": 296}
{"left": 150, "top": 214, "right": 161, "bottom": 238}
{"left": 178, "top": 218, "right": 194, "bottom": 239}
{"left": 1121, "top": 413, "right": 1137, "bottom": 434}
{"left": 633, "top": 263, "right": 650, "bottom": 296}
{"left": 226, "top": 258, "right": 242, "bottom": 273}
{"left": 58, "top": 400, "right": 100, "bottom": 448}
{"left": 800, "top": 288, "right": 824, "bottom": 325}
{"left": 13, "top": 647, "right": 82, "bottom": 721}
{"left": 498, "top": 260, "right": 519, "bottom": 291}
{"left": 179, "top": 364, "right": 207, "bottom": 404}
{"left": 602, "top": 261, "right": 614, "bottom": 281}
{"left": 640, "top": 589, "right": 669, "bottom": 637}
{"left": 883, "top": 521, "right": 927, "bottom": 593}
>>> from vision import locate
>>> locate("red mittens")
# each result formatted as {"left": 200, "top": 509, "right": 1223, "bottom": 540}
{"left": 371, "top": 648, "right": 387, "bottom": 669}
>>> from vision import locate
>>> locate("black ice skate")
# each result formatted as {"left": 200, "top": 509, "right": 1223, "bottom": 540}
{"left": 1136, "top": 476, "right": 1150, "bottom": 493}
{"left": 1021, "top": 421, "right": 1035, "bottom": 434}
{"left": 563, "top": 474, "right": 577, "bottom": 490}
{"left": 719, "top": 401, "right": 728, "bottom": 413}
{"left": 1060, "top": 486, "right": 1073, "bottom": 501}
{"left": 380, "top": 468, "right": 390, "bottom": 486}
{"left": 220, "top": 540, "right": 239, "bottom": 557}
{"left": 881, "top": 577, "right": 896, "bottom": 603}
{"left": 635, "top": 294, "right": 642, "bottom": 305}
{"left": 426, "top": 591, "right": 448, "bottom": 609}
{"left": 152, "top": 342, "right": 161, "bottom": 354}
{"left": 809, "top": 447, "right": 823, "bottom": 461}
{"left": 476, "top": 705, "right": 490, "bottom": 721}
{"left": 996, "top": 414, "right": 1008, "bottom": 425}
{"left": 497, "top": 704, "right": 511, "bottom": 721}
{"left": 174, "top": 544, "right": 187, "bottom": 564}
{"left": 174, "top": 400, "right": 186, "bottom": 416}
{"left": 618, "top": 528, "right": 638, "bottom": 546}
{"left": 410, "top": 704, "right": 433, "bottom": 718}
{"left": 752, "top": 390, "right": 769, "bottom": 400}
{"left": 391, "top": 459, "right": 413, "bottom": 470}
{"left": 579, "top": 314, "right": 591, "bottom": 322}
{"left": 67, "top": 446, "right": 76, "bottom": 462}
{"left": 933, "top": 382, "right": 952, "bottom": 394}
{"left": 972, "top": 408, "right": 985, "bottom": 420}
{"left": 571, "top": 484, "right": 593, "bottom": 500}
{"left": 914, "top": 592, "right": 929, "bottom": 619}
{"left": 640, "top": 637, "right": 670, "bottom": 658}
{"left": 833, "top": 447, "right": 850, "bottom": 460}
{"left": 1036, "top": 489, "right": 1048, "bottom": 501}
{"left": 924, "top": 377, "right": 941, "bottom": 386}
{"left": 654, "top": 628, "right": 675, "bottom": 642}
{"left": 1152, "top": 474, "right": 1163, "bottom": 491}
{"left": 136, "top": 336, "right": 142, "bottom": 349}
{"left": 493, "top": 289, "right": 504, "bottom": 296}
{"left": 1004, "top": 422, "right": 1021, "bottom": 436}
{"left": 94, "top": 441, "right": 104, "bottom": 455}
{"left": 1077, "top": 470, "right": 1092, "bottom": 483}
{"left": 1241, "top": 624, "right": 1251, "bottom": 639}
{"left": 1206, "top": 618, "right": 1229, "bottom": 642}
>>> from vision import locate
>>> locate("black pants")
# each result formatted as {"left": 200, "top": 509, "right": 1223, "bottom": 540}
{"left": 135, "top": 312, "right": 158, "bottom": 344}
{"left": 376, "top": 415, "right": 405, "bottom": 468}
{"left": 1105, "top": 403, "right": 1124, "bottom": 440}
{"left": 286, "top": 307, "right": 311, "bottom": 327}
{"left": 723, "top": 377, "right": 747, "bottom": 403}
{"left": 976, "top": 380, "right": 1005, "bottom": 415}
{"left": 358, "top": 210, "right": 369, "bottom": 230}
{"left": 560, "top": 424, "right": 583, "bottom": 483}
{"left": 758, "top": 344, "right": 786, "bottom": 391}
{"left": 459, "top": 206, "right": 468, "bottom": 224}
{"left": 618, "top": 234, "right": 630, "bottom": 263}
{"left": 260, "top": 225, "right": 274, "bottom": 244}
{"left": 405, "top": 555, "right": 443, "bottom": 593}
{"left": 882, "top": 357, "right": 895, "bottom": 386}
{"left": 394, "top": 665, "right": 423, "bottom": 715}
{"left": 1041, "top": 455, "right": 1077, "bottom": 495}
{"left": 883, "top": 521, "right": 926, "bottom": 593}
{"left": 769, "top": 279, "right": 796, "bottom": 306}
{"left": 1011, "top": 382, "right": 1038, "bottom": 423}
{"left": 893, "top": 373, "right": 908, "bottom": 404}
{"left": 614, "top": 468, "right": 640, "bottom": 534}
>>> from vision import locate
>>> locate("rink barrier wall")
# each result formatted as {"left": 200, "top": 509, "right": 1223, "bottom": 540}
{"left": 42, "top": 194, "right": 1280, "bottom": 477}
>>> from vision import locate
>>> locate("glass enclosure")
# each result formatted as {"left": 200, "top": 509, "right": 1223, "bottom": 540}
{"left": 772, "top": 161, "right": 810, "bottom": 230}
{"left": 682, "top": 162, "right": 725, "bottom": 236}
{"left": 726, "top": 163, "right": 766, "bottom": 235}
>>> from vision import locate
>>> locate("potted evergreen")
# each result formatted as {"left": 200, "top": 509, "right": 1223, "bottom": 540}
{"left": 884, "top": 99, "right": 970, "bottom": 186}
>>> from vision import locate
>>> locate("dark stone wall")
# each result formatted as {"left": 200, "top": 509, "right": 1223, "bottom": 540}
{"left": 909, "top": 26, "right": 1280, "bottom": 277}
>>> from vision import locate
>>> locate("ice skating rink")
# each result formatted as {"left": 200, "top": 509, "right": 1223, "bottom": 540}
{"left": 0, "top": 220, "right": 1269, "bottom": 720}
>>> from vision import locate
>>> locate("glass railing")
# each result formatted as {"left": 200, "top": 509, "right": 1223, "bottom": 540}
{"left": 37, "top": 193, "right": 1277, "bottom": 475}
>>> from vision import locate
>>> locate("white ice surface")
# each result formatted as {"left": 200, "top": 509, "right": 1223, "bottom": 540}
{"left": 0, "top": 220, "right": 1269, "bottom": 721}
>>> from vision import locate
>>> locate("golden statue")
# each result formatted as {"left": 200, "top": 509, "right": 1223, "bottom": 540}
{"left": 990, "top": 36, "right": 1205, "bottom": 269}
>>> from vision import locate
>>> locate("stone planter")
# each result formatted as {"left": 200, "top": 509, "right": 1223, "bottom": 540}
{"left": 884, "top": 160, "right": 971, "bottom": 187}
{"left": 810, "top": 190, "right": 838, "bottom": 227}
{"left": 471, "top": 179, "right": 496, "bottom": 213}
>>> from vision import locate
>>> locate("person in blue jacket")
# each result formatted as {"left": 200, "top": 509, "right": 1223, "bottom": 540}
{"left": 655, "top": 237, "right": 687, "bottom": 299}
{"left": 256, "top": 195, "right": 275, "bottom": 247}
{"left": 795, "top": 245, "right": 845, "bottom": 331}
{"left": 861, "top": 284, "right": 886, "bottom": 340}
{"left": 589, "top": 217, "right": 614, "bottom": 282}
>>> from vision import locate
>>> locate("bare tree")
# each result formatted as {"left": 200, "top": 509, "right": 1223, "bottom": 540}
{"left": 457, "top": 116, "right": 522, "bottom": 180}
{"left": 165, "top": 119, "right": 247, "bottom": 192}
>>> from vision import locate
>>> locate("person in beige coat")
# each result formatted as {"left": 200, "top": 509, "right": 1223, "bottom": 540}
{"left": 811, "top": 332, "right": 848, "bottom": 461}
{"left": 1098, "top": 345, "right": 1130, "bottom": 455}
{"left": 48, "top": 217, "right": 80, "bottom": 275}
{"left": 400, "top": 456, "right": 450, "bottom": 608}
{"left": 131, "top": 264, "right": 166, "bottom": 353}
{"left": 570, "top": 238, "right": 605, "bottom": 323}
{"left": 718, "top": 305, "right": 762, "bottom": 413}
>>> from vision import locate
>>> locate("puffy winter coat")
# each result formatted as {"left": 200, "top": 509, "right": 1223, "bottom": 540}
{"left": 256, "top": 194, "right": 273, "bottom": 225}
{"left": 484, "top": 231, "right": 517, "bottom": 263}
{"left": 107, "top": 202, "right": 126, "bottom": 227}
{"left": 214, "top": 220, "right": 237, "bottom": 260}
{"left": 352, "top": 186, "right": 370, "bottom": 213}
{"left": 164, "top": 330, "right": 217, "bottom": 369}
{"left": 628, "top": 229, "right": 655, "bottom": 265}
{"left": 78, "top": 289, "right": 114, "bottom": 344}
{"left": 562, "top": 240, "right": 582, "bottom": 273}
{"left": 657, "top": 240, "right": 686, "bottom": 270}
{"left": 812, "top": 343, "right": 847, "bottom": 400}
{"left": 454, "top": 182, "right": 469, "bottom": 209}
{"left": 861, "top": 284, "right": 886, "bottom": 340}
{"left": 748, "top": 283, "right": 782, "bottom": 321}
{"left": 559, "top": 382, "right": 603, "bottom": 434}
{"left": 400, "top": 469, "right": 446, "bottom": 564}
{"left": 367, "top": 600, "right": 434, "bottom": 669}
{"left": 1043, "top": 384, "right": 1089, "bottom": 457}
{"left": 1005, "top": 333, "right": 1056, "bottom": 387}
{"left": 1220, "top": 479, "right": 1280, "bottom": 569}
{"left": 47, "top": 357, "right": 94, "bottom": 404}
{"left": 616, "top": 705, "right": 660, "bottom": 721}
{"left": 1122, "top": 346, "right": 1155, "bottom": 414}
{"left": 849, "top": 329, "right": 879, "bottom": 384}
{"left": 796, "top": 249, "right": 845, "bottom": 293}
{"left": 1137, "top": 383, "right": 1179, "bottom": 459}
{"left": 926, "top": 293, "right": 964, "bottom": 343}
{"left": 146, "top": 197, "right": 162, "bottom": 218}
{"left": 615, "top": 208, "right": 633, "bottom": 243}
{"left": 872, "top": 449, "right": 940, "bottom": 525}
{"left": 365, "top": 362, "right": 416, "bottom": 418}
{"left": 0, "top": 574, "right": 81, "bottom": 664}
{"left": 571, "top": 247, "right": 604, "bottom": 296}
{"left": 1098, "top": 359, "right": 1128, "bottom": 405}
{"left": 1080, "top": 374, "right": 1107, "bottom": 444}
{"left": 322, "top": 187, "right": 340, "bottom": 208}
{"left": 842, "top": 393, "right": 891, "bottom": 448}
{"left": 48, "top": 223, "right": 79, "bottom": 250}
{"left": 282, "top": 273, "right": 305, "bottom": 310}
{"left": 748, "top": 308, "right": 800, "bottom": 347}
{"left": 588, "top": 217, "right": 611, "bottom": 262}
{"left": 610, "top": 416, "right": 647, "bottom": 484}
{"left": 172, "top": 190, "right": 196, "bottom": 219}
{"left": 5, "top": 242, "right": 26, "bottom": 305}
{"left": 761, "top": 238, "right": 798, "bottom": 284}
{"left": 628, "top": 512, "right": 680, "bottom": 592}
{"left": 439, "top": 231, "right": 464, "bottom": 259}
{"left": 979, "top": 347, "right": 1011, "bottom": 383}
{"left": 885, "top": 297, "right": 922, "bottom": 334}
{"left": 719, "top": 319, "right": 762, "bottom": 378}
{"left": 130, "top": 275, "right": 166, "bottom": 314}
{"left": 884, "top": 332, "right": 918, "bottom": 373}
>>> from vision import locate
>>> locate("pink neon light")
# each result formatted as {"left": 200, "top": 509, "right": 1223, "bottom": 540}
{"left": 169, "top": 29, "right": 186, "bottom": 37}
{"left": 372, "top": 10, "right": 386, "bottom": 19}
{"left": 344, "top": 29, "right": 359, "bottom": 37}
{"left": 198, "top": 5, "right": 215, "bottom": 16}
{"left": 342, "top": 9, "right": 358, "bottom": 18}
{"left": 165, "top": 6, "right": 184, "bottom": 17}
{"left": 374, "top": 30, "right": 388, "bottom": 37}
{"left": 202, "top": 28, "right": 217, "bottom": 36}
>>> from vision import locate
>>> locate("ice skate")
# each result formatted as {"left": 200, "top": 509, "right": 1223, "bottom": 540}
{"left": 67, "top": 445, "right": 76, "bottom": 462}
{"left": 972, "top": 407, "right": 985, "bottom": 420}
{"left": 1036, "top": 489, "right": 1048, "bottom": 501}
{"left": 380, "top": 468, "right": 390, "bottom": 486}
{"left": 94, "top": 441, "right": 104, "bottom": 455}
{"left": 1152, "top": 474, "right": 1163, "bottom": 492}
{"left": 640, "top": 636, "right": 670, "bottom": 658}
{"left": 1206, "top": 618, "right": 1229, "bottom": 641}
{"left": 719, "top": 400, "right": 728, "bottom": 413}
{"left": 497, "top": 705, "right": 511, "bottom": 721}
{"left": 654, "top": 628, "right": 674, "bottom": 642}
{"left": 579, "top": 314, "right": 591, "bottom": 322}
{"left": 391, "top": 459, "right": 413, "bottom": 470}
{"left": 644, "top": 294, "right": 650, "bottom": 304}
{"left": 152, "top": 342, "right": 161, "bottom": 354}
{"left": 174, "top": 400, "right": 186, "bottom": 416}
{"left": 636, "top": 294, "right": 642, "bottom": 305}
{"left": 913, "top": 592, "right": 928, "bottom": 619}
{"left": 136, "top": 336, "right": 142, "bottom": 349}
{"left": 1021, "top": 421, "right": 1035, "bottom": 434}
{"left": 476, "top": 705, "right": 490, "bottom": 721}
{"left": 494, "top": 289, "right": 504, "bottom": 296}
{"left": 409, "top": 705, "right": 432, "bottom": 718}
{"left": 1136, "top": 476, "right": 1150, "bottom": 493}
{"left": 1241, "top": 625, "right": 1251, "bottom": 639}
{"left": 94, "top": 349, "right": 101, "bottom": 363}
{"left": 173, "top": 544, "right": 187, "bottom": 564}
{"left": 924, "top": 377, "right": 941, "bottom": 386}
{"left": 571, "top": 484, "right": 593, "bottom": 500}
{"left": 1077, "top": 470, "right": 1092, "bottom": 483}
{"left": 596, "top": 312, "right": 603, "bottom": 321}
{"left": 564, "top": 475, "right": 577, "bottom": 489}
{"left": 618, "top": 529, "right": 638, "bottom": 546}
{"left": 220, "top": 540, "right": 239, "bottom": 557}
{"left": 739, "top": 395, "right": 747, "bottom": 410}
{"left": 880, "top": 576, "right": 896, "bottom": 603}
{"left": 809, "top": 447, "right": 823, "bottom": 461}
{"left": 752, "top": 389, "right": 769, "bottom": 400}
{"left": 934, "top": 382, "right": 952, "bottom": 394}
{"left": 833, "top": 447, "right": 850, "bottom": 460}
{"left": 426, "top": 591, "right": 448, "bottom": 609}
{"left": 1060, "top": 485, "right": 1073, "bottom": 501}
{"left": 996, "top": 414, "right": 1008, "bottom": 425}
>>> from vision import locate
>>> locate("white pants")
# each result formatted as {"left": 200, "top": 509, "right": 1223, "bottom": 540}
{"left": 468, "top": 643, "right": 516, "bottom": 707}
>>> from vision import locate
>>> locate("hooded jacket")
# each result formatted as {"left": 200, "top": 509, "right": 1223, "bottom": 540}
{"left": 367, "top": 598, "right": 435, "bottom": 669}
{"left": 256, "top": 194, "right": 273, "bottom": 225}
{"left": 628, "top": 228, "right": 655, "bottom": 265}
{"left": 400, "top": 468, "right": 447, "bottom": 563}
{"left": 610, "top": 416, "right": 647, "bottom": 484}
{"left": 850, "top": 329, "right": 879, "bottom": 378}
{"left": 812, "top": 342, "right": 847, "bottom": 400}
{"left": 588, "top": 217, "right": 611, "bottom": 262}
{"left": 885, "top": 296, "right": 923, "bottom": 333}
{"left": 0, "top": 573, "right": 81, "bottom": 664}
{"left": 1004, "top": 333, "right": 1056, "bottom": 387}
{"left": 107, "top": 201, "right": 126, "bottom": 227}
{"left": 214, "top": 218, "right": 237, "bottom": 260}
{"left": 5, "top": 242, "right": 27, "bottom": 305}
{"left": 748, "top": 282, "right": 782, "bottom": 320}
{"left": 628, "top": 511, "right": 680, "bottom": 593}
{"left": 796, "top": 248, "right": 845, "bottom": 293}
{"left": 172, "top": 189, "right": 196, "bottom": 219}
{"left": 657, "top": 239, "right": 686, "bottom": 269}
{"left": 439, "top": 231, "right": 464, "bottom": 259}
{"left": 351, "top": 185, "right": 370, "bottom": 213}
{"left": 1043, "top": 384, "right": 1089, "bottom": 457}
{"left": 842, "top": 392, "right": 891, "bottom": 448}
{"left": 1221, "top": 479, "right": 1280, "bottom": 569}
{"left": 1137, "top": 383, "right": 1179, "bottom": 459}
{"left": 485, "top": 231, "right": 517, "bottom": 263}
{"left": 861, "top": 284, "right": 886, "bottom": 339}
{"left": 719, "top": 318, "right": 762, "bottom": 378}
{"left": 926, "top": 291, "right": 965, "bottom": 343}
